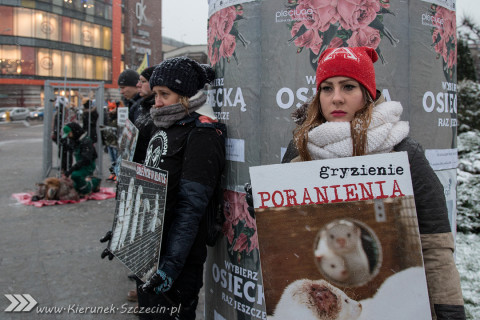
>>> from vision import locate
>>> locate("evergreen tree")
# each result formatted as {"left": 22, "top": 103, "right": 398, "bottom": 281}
{"left": 457, "top": 80, "right": 480, "bottom": 133}
{"left": 457, "top": 39, "right": 477, "bottom": 82}
{"left": 458, "top": 16, "right": 480, "bottom": 82}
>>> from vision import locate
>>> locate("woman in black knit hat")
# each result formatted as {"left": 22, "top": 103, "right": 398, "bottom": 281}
{"left": 136, "top": 57, "right": 226, "bottom": 319}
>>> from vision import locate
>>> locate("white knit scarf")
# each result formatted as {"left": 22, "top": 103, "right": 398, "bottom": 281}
{"left": 307, "top": 101, "right": 410, "bottom": 159}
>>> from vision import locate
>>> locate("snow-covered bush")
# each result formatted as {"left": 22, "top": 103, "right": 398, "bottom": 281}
{"left": 457, "top": 130, "right": 480, "bottom": 233}
{"left": 457, "top": 80, "right": 480, "bottom": 133}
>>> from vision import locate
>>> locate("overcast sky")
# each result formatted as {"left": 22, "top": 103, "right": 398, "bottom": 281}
{"left": 161, "top": 0, "right": 208, "bottom": 45}
{"left": 456, "top": 0, "right": 480, "bottom": 26}
{"left": 161, "top": 1, "right": 480, "bottom": 45}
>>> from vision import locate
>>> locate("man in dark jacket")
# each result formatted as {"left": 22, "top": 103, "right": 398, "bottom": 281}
{"left": 81, "top": 98, "right": 98, "bottom": 143}
{"left": 132, "top": 66, "right": 156, "bottom": 164}
{"left": 62, "top": 122, "right": 100, "bottom": 196}
{"left": 118, "top": 69, "right": 143, "bottom": 123}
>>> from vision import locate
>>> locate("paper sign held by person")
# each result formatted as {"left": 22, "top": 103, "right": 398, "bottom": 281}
{"left": 249, "top": 152, "right": 432, "bottom": 320}
{"left": 108, "top": 160, "right": 168, "bottom": 281}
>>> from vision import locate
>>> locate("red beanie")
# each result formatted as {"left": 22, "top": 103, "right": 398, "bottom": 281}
{"left": 316, "top": 47, "right": 378, "bottom": 99}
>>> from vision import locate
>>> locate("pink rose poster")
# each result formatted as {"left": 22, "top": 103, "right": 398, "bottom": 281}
{"left": 249, "top": 152, "right": 432, "bottom": 320}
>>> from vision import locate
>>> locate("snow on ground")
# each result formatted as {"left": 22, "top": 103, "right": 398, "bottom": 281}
{"left": 456, "top": 233, "right": 480, "bottom": 319}
{"left": 456, "top": 130, "right": 480, "bottom": 320}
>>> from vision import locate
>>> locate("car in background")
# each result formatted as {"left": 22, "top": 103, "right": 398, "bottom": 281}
{"left": 0, "top": 108, "right": 12, "bottom": 121}
{"left": 0, "top": 107, "right": 29, "bottom": 121}
{"left": 27, "top": 107, "right": 44, "bottom": 121}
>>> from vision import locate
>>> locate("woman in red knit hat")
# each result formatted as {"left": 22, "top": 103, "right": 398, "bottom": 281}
{"left": 282, "top": 46, "right": 465, "bottom": 320}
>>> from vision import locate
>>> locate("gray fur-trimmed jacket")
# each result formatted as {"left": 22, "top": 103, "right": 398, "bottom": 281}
{"left": 282, "top": 95, "right": 465, "bottom": 320}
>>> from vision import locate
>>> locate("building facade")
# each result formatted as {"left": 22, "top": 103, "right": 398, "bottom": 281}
{"left": 0, "top": 0, "right": 162, "bottom": 108}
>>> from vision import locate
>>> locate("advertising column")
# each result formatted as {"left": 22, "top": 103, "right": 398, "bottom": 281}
{"left": 408, "top": 0, "right": 458, "bottom": 235}
{"left": 206, "top": 2, "right": 265, "bottom": 319}
{"left": 204, "top": 1, "right": 457, "bottom": 319}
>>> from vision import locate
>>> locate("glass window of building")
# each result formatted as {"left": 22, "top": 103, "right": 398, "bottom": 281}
{"left": 74, "top": 53, "right": 85, "bottom": 79}
{"left": 102, "top": 26, "right": 111, "bottom": 50}
{"left": 0, "top": 45, "right": 21, "bottom": 75}
{"left": 35, "top": 11, "right": 60, "bottom": 41}
{"left": 15, "top": 8, "right": 34, "bottom": 38}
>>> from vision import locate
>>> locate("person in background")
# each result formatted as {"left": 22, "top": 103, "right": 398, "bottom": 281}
{"left": 136, "top": 57, "right": 226, "bottom": 319}
{"left": 81, "top": 98, "right": 98, "bottom": 144}
{"left": 281, "top": 46, "right": 465, "bottom": 320}
{"left": 51, "top": 96, "right": 76, "bottom": 174}
{"left": 118, "top": 69, "right": 143, "bottom": 123}
{"left": 62, "top": 122, "right": 101, "bottom": 196}
{"left": 123, "top": 66, "right": 158, "bottom": 304}
{"left": 51, "top": 96, "right": 73, "bottom": 174}
{"left": 102, "top": 101, "right": 119, "bottom": 181}
{"left": 132, "top": 65, "right": 157, "bottom": 164}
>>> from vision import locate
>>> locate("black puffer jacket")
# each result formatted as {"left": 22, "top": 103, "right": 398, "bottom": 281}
{"left": 144, "top": 111, "right": 226, "bottom": 281}
{"left": 64, "top": 122, "right": 97, "bottom": 175}
{"left": 125, "top": 93, "right": 143, "bottom": 123}
{"left": 282, "top": 97, "right": 465, "bottom": 320}
{"left": 82, "top": 106, "right": 98, "bottom": 143}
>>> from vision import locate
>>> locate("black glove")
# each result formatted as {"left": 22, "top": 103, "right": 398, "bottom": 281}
{"left": 244, "top": 182, "right": 255, "bottom": 218}
{"left": 139, "top": 269, "right": 173, "bottom": 294}
{"left": 64, "top": 168, "right": 73, "bottom": 177}
{"left": 99, "top": 231, "right": 114, "bottom": 260}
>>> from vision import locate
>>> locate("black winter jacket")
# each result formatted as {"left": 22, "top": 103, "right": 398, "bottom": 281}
{"left": 64, "top": 124, "right": 97, "bottom": 176}
{"left": 133, "top": 95, "right": 155, "bottom": 164}
{"left": 125, "top": 93, "right": 143, "bottom": 123}
{"left": 144, "top": 112, "right": 226, "bottom": 281}
{"left": 82, "top": 107, "right": 98, "bottom": 143}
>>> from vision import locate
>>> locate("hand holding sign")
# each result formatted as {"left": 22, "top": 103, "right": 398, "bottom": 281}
{"left": 140, "top": 269, "right": 173, "bottom": 294}
{"left": 99, "top": 230, "right": 114, "bottom": 260}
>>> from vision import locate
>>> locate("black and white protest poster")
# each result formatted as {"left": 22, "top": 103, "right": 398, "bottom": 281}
{"left": 117, "top": 107, "right": 129, "bottom": 127}
{"left": 249, "top": 152, "right": 431, "bottom": 320}
{"left": 99, "top": 125, "right": 118, "bottom": 147}
{"left": 108, "top": 160, "right": 168, "bottom": 281}
{"left": 118, "top": 118, "right": 139, "bottom": 162}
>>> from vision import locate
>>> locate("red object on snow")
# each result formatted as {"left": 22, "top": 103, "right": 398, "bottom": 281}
{"left": 12, "top": 187, "right": 116, "bottom": 207}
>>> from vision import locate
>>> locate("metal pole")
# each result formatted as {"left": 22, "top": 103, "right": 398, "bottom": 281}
{"left": 88, "top": 99, "right": 92, "bottom": 138}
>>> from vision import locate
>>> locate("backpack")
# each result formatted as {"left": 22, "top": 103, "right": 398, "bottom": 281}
{"left": 186, "top": 116, "right": 227, "bottom": 247}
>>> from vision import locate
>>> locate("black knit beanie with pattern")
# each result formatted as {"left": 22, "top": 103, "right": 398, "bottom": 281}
{"left": 140, "top": 66, "right": 156, "bottom": 81}
{"left": 118, "top": 69, "right": 139, "bottom": 87}
{"left": 149, "top": 57, "right": 215, "bottom": 97}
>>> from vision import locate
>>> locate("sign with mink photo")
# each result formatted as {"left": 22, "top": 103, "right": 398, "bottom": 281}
{"left": 108, "top": 160, "right": 168, "bottom": 281}
{"left": 249, "top": 152, "right": 432, "bottom": 320}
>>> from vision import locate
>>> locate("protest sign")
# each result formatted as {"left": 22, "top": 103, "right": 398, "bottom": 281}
{"left": 117, "top": 107, "right": 129, "bottom": 127}
{"left": 108, "top": 160, "right": 168, "bottom": 280}
{"left": 249, "top": 152, "right": 431, "bottom": 320}
{"left": 118, "top": 118, "right": 139, "bottom": 162}
{"left": 99, "top": 125, "right": 118, "bottom": 147}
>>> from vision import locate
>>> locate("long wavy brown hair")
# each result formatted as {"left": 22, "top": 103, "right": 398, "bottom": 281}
{"left": 293, "top": 84, "right": 375, "bottom": 161}
{"left": 179, "top": 96, "right": 190, "bottom": 114}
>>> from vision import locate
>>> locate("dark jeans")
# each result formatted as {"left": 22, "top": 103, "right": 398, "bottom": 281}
{"left": 58, "top": 145, "right": 72, "bottom": 173}
{"left": 136, "top": 264, "right": 204, "bottom": 320}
